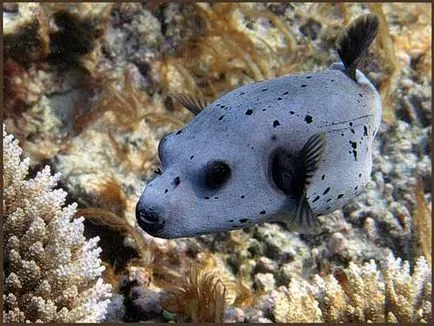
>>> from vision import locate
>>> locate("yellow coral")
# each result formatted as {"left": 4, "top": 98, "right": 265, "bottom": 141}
{"left": 273, "top": 253, "right": 431, "bottom": 323}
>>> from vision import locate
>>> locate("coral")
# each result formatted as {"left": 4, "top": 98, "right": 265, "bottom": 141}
{"left": 272, "top": 253, "right": 431, "bottom": 323}
{"left": 2, "top": 125, "right": 112, "bottom": 322}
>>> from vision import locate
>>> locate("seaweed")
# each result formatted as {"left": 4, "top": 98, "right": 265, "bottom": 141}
{"left": 367, "top": 4, "right": 399, "bottom": 125}
{"left": 161, "top": 268, "right": 226, "bottom": 323}
{"left": 413, "top": 178, "right": 432, "bottom": 268}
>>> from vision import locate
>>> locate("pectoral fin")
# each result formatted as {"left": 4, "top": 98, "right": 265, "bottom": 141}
{"left": 172, "top": 94, "right": 208, "bottom": 115}
{"left": 273, "top": 132, "right": 327, "bottom": 233}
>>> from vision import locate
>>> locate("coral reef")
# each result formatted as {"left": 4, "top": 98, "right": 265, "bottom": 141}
{"left": 272, "top": 253, "right": 431, "bottom": 323}
{"left": 2, "top": 125, "right": 112, "bottom": 322}
{"left": 3, "top": 2, "right": 431, "bottom": 323}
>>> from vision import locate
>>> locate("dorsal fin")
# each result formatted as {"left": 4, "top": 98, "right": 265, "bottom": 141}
{"left": 336, "top": 14, "right": 379, "bottom": 81}
{"left": 172, "top": 94, "right": 208, "bottom": 115}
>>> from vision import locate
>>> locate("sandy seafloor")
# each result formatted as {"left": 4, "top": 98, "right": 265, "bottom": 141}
{"left": 3, "top": 2, "right": 432, "bottom": 323}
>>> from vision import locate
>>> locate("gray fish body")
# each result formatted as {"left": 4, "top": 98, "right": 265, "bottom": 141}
{"left": 137, "top": 15, "right": 382, "bottom": 239}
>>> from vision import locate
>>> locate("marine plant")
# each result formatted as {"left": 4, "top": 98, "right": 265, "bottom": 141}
{"left": 161, "top": 267, "right": 227, "bottom": 323}
{"left": 3, "top": 125, "right": 112, "bottom": 322}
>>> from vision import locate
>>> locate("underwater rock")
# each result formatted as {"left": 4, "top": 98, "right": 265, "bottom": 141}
{"left": 254, "top": 273, "right": 276, "bottom": 292}
{"left": 125, "top": 287, "right": 162, "bottom": 322}
{"left": 224, "top": 307, "right": 245, "bottom": 323}
{"left": 103, "top": 293, "right": 126, "bottom": 322}
{"left": 255, "top": 256, "right": 279, "bottom": 275}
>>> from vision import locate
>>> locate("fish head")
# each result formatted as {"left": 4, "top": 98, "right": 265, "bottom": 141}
{"left": 136, "top": 120, "right": 293, "bottom": 239}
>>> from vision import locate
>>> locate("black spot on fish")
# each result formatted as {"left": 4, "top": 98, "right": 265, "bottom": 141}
{"left": 216, "top": 103, "right": 221, "bottom": 107}
{"left": 301, "top": 84, "right": 308, "bottom": 88}
{"left": 363, "top": 125, "right": 368, "bottom": 136}
{"left": 372, "top": 129, "right": 376, "bottom": 136}
{"left": 306, "top": 76, "right": 312, "bottom": 79}
{"left": 359, "top": 173, "right": 362, "bottom": 177}
{"left": 229, "top": 219, "right": 234, "bottom": 222}
{"left": 323, "top": 187, "right": 331, "bottom": 195}
{"left": 351, "top": 129, "right": 355, "bottom": 134}
{"left": 350, "top": 141, "right": 357, "bottom": 149}
{"left": 321, "top": 174, "right": 325, "bottom": 180}
{"left": 251, "top": 146, "right": 254, "bottom": 149}
{"left": 273, "top": 120, "right": 280, "bottom": 127}
{"left": 341, "top": 133, "right": 345, "bottom": 137}
{"left": 260, "top": 210, "right": 266, "bottom": 215}
{"left": 239, "top": 91, "right": 245, "bottom": 95}
{"left": 271, "top": 135, "right": 277, "bottom": 141}
{"left": 190, "top": 155, "right": 194, "bottom": 160}
{"left": 214, "top": 197, "right": 219, "bottom": 199}
{"left": 218, "top": 115, "right": 225, "bottom": 121}
{"left": 204, "top": 196, "right": 210, "bottom": 199}
{"left": 305, "top": 115, "right": 313, "bottom": 123}
{"left": 164, "top": 189, "right": 168, "bottom": 193}
{"left": 312, "top": 196, "right": 320, "bottom": 203}
{"left": 359, "top": 93, "right": 363, "bottom": 97}
{"left": 352, "top": 150, "right": 358, "bottom": 160}
{"left": 354, "top": 186, "right": 358, "bottom": 191}
{"left": 173, "top": 176, "right": 180, "bottom": 186}
{"left": 262, "top": 88, "right": 268, "bottom": 92}
{"left": 326, "top": 198, "right": 332, "bottom": 202}
{"left": 357, "top": 99, "right": 361, "bottom": 103}
{"left": 349, "top": 122, "right": 353, "bottom": 126}
{"left": 240, "top": 218, "right": 249, "bottom": 223}
{"left": 240, "top": 195, "right": 245, "bottom": 199}
{"left": 283, "top": 91, "right": 289, "bottom": 95}
{"left": 331, "top": 79, "right": 335, "bottom": 82}
{"left": 176, "top": 129, "right": 183, "bottom": 135}
{"left": 245, "top": 109, "right": 253, "bottom": 115}
{"left": 277, "top": 97, "right": 283, "bottom": 100}
{"left": 290, "top": 111, "right": 295, "bottom": 115}
{"left": 262, "top": 109, "right": 267, "bottom": 111}
{"left": 221, "top": 105, "right": 226, "bottom": 109}
{"left": 337, "top": 194, "right": 344, "bottom": 199}
{"left": 326, "top": 206, "right": 331, "bottom": 210}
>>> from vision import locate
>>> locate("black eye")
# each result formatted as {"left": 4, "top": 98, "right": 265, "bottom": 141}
{"left": 158, "top": 132, "right": 173, "bottom": 164}
{"left": 204, "top": 161, "right": 231, "bottom": 189}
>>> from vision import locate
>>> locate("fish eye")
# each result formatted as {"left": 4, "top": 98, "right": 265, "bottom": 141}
{"left": 158, "top": 132, "right": 173, "bottom": 164}
{"left": 203, "top": 160, "right": 231, "bottom": 189}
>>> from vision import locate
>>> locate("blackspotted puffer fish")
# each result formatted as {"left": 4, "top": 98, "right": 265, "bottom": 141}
{"left": 136, "top": 14, "right": 382, "bottom": 239}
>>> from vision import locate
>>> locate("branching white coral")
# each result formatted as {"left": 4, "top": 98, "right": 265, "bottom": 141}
{"left": 273, "top": 253, "right": 431, "bottom": 323}
{"left": 3, "top": 125, "right": 112, "bottom": 323}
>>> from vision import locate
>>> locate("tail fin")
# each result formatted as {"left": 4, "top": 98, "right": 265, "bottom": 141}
{"left": 336, "top": 14, "right": 379, "bottom": 81}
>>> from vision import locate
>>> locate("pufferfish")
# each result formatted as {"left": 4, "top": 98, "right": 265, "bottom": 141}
{"left": 136, "top": 14, "right": 382, "bottom": 239}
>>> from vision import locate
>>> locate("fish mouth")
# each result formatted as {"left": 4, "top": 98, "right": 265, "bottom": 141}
{"left": 137, "top": 215, "right": 166, "bottom": 237}
{"left": 135, "top": 203, "right": 165, "bottom": 236}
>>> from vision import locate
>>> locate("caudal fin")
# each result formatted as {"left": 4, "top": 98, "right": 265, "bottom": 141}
{"left": 336, "top": 14, "right": 379, "bottom": 81}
